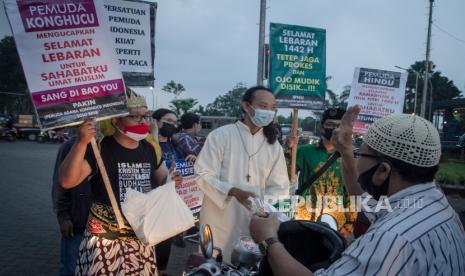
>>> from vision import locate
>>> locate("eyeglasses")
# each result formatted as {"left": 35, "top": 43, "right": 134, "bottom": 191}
{"left": 353, "top": 149, "right": 382, "bottom": 160}
{"left": 127, "top": 115, "right": 151, "bottom": 123}
{"left": 160, "top": 120, "right": 177, "bottom": 127}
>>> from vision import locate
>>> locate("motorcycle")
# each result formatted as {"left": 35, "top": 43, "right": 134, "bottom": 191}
{"left": 37, "top": 128, "right": 68, "bottom": 143}
{"left": 0, "top": 127, "right": 17, "bottom": 142}
{"left": 183, "top": 224, "right": 261, "bottom": 276}
{"left": 183, "top": 213, "right": 346, "bottom": 276}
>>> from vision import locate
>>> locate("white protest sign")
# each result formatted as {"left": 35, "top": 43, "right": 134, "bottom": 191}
{"left": 175, "top": 160, "right": 203, "bottom": 220}
{"left": 347, "top": 67, "right": 408, "bottom": 134}
{"left": 103, "top": 0, "right": 156, "bottom": 86}
{"left": 5, "top": 0, "right": 127, "bottom": 129}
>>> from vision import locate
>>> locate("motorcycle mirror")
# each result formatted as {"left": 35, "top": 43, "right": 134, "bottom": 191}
{"left": 199, "top": 224, "right": 214, "bottom": 259}
{"left": 317, "top": 214, "right": 338, "bottom": 231}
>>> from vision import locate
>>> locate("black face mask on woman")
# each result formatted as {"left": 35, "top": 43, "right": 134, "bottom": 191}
{"left": 357, "top": 163, "right": 390, "bottom": 200}
{"left": 159, "top": 122, "right": 176, "bottom": 138}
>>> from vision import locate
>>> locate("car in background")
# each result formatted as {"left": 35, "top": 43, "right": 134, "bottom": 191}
{"left": 307, "top": 135, "right": 320, "bottom": 144}
{"left": 198, "top": 116, "right": 238, "bottom": 137}
{"left": 0, "top": 114, "right": 13, "bottom": 127}
{"left": 298, "top": 135, "right": 320, "bottom": 145}
{"left": 281, "top": 124, "right": 303, "bottom": 138}
{"left": 457, "top": 133, "right": 465, "bottom": 148}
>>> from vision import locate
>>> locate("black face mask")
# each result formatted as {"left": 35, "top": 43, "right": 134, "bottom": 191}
{"left": 159, "top": 122, "right": 176, "bottom": 138}
{"left": 357, "top": 163, "right": 390, "bottom": 200}
{"left": 323, "top": 128, "right": 335, "bottom": 140}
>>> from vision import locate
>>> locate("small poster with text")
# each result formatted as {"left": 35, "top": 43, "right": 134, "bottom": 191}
{"left": 347, "top": 67, "right": 408, "bottom": 134}
{"left": 175, "top": 160, "right": 203, "bottom": 220}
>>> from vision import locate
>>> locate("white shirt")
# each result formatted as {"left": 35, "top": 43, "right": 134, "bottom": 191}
{"left": 195, "top": 121, "right": 289, "bottom": 262}
{"left": 315, "top": 182, "right": 465, "bottom": 276}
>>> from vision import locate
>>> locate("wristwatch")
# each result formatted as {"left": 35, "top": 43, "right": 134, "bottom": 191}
{"left": 259, "top": 237, "right": 281, "bottom": 255}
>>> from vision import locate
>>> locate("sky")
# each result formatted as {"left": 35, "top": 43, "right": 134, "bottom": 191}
{"left": 1, "top": 0, "right": 464, "bottom": 118}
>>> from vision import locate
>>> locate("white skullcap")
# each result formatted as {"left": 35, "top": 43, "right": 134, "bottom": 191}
{"left": 364, "top": 114, "right": 441, "bottom": 167}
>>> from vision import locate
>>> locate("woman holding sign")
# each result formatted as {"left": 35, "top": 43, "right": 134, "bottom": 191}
{"left": 59, "top": 94, "right": 181, "bottom": 275}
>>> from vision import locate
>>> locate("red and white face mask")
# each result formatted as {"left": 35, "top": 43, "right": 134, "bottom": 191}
{"left": 117, "top": 124, "right": 149, "bottom": 141}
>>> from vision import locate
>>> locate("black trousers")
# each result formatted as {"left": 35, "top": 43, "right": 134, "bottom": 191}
{"left": 155, "top": 237, "right": 173, "bottom": 271}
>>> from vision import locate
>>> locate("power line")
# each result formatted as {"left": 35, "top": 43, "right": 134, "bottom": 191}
{"left": 432, "top": 22, "right": 465, "bottom": 44}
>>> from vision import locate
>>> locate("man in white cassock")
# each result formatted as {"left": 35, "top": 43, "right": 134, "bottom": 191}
{"left": 195, "top": 86, "right": 290, "bottom": 262}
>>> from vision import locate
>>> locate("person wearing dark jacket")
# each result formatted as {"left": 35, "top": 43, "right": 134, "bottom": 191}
{"left": 52, "top": 136, "right": 92, "bottom": 276}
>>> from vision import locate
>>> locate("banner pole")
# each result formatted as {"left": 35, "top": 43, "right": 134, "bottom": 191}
{"left": 90, "top": 137, "right": 126, "bottom": 229}
{"left": 290, "top": 108, "right": 299, "bottom": 184}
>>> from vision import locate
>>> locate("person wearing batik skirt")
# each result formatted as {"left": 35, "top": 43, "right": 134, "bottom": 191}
{"left": 59, "top": 92, "right": 181, "bottom": 275}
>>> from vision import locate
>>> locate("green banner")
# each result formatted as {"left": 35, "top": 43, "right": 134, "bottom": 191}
{"left": 269, "top": 23, "right": 326, "bottom": 110}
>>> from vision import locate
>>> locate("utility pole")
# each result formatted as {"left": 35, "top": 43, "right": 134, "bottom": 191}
{"left": 256, "top": 0, "right": 266, "bottom": 85}
{"left": 421, "top": 0, "right": 434, "bottom": 119}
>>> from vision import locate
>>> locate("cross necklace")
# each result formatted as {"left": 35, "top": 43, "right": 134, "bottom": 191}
{"left": 235, "top": 123, "right": 266, "bottom": 182}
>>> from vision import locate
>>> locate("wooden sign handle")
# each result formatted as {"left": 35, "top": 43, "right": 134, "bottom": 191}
{"left": 290, "top": 108, "right": 299, "bottom": 184}
{"left": 90, "top": 137, "right": 126, "bottom": 229}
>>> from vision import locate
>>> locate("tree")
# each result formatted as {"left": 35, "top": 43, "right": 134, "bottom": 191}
{"left": 169, "top": 98, "right": 198, "bottom": 115}
{"left": 404, "top": 61, "right": 462, "bottom": 115}
{"left": 324, "top": 76, "right": 340, "bottom": 108}
{"left": 0, "top": 36, "right": 32, "bottom": 115}
{"left": 277, "top": 115, "right": 290, "bottom": 124}
{"left": 191, "top": 105, "right": 206, "bottom": 115}
{"left": 162, "top": 81, "right": 185, "bottom": 98}
{"left": 203, "top": 83, "right": 247, "bottom": 117}
{"left": 301, "top": 116, "right": 318, "bottom": 132}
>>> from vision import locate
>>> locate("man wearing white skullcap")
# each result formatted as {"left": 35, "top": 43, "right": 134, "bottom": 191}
{"left": 249, "top": 106, "right": 465, "bottom": 276}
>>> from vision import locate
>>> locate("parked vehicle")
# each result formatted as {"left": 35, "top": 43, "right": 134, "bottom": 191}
{"left": 183, "top": 214, "right": 346, "bottom": 275}
{"left": 0, "top": 114, "right": 17, "bottom": 142}
{"left": 0, "top": 127, "right": 17, "bottom": 142}
{"left": 0, "top": 114, "right": 41, "bottom": 141}
{"left": 16, "top": 127, "right": 41, "bottom": 141}
{"left": 37, "top": 128, "right": 68, "bottom": 143}
{"left": 457, "top": 133, "right": 465, "bottom": 148}
{"left": 198, "top": 116, "right": 238, "bottom": 137}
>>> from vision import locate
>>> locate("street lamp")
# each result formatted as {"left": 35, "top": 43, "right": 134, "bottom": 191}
{"left": 395, "top": 65, "right": 420, "bottom": 115}
{"left": 149, "top": 86, "right": 155, "bottom": 110}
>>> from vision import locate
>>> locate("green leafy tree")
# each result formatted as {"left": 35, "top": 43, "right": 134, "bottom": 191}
{"left": 191, "top": 105, "right": 206, "bottom": 115}
{"left": 162, "top": 81, "right": 185, "bottom": 98}
{"left": 301, "top": 116, "right": 317, "bottom": 132}
{"left": 277, "top": 115, "right": 289, "bottom": 124}
{"left": 404, "top": 61, "right": 462, "bottom": 114}
{"left": 324, "top": 76, "right": 340, "bottom": 108}
{"left": 0, "top": 36, "right": 32, "bottom": 115}
{"left": 204, "top": 83, "right": 247, "bottom": 117}
{"left": 169, "top": 98, "right": 198, "bottom": 115}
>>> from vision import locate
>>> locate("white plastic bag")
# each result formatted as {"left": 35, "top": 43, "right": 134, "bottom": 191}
{"left": 122, "top": 181, "right": 195, "bottom": 246}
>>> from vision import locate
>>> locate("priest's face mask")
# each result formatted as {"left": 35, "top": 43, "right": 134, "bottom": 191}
{"left": 242, "top": 89, "right": 277, "bottom": 128}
